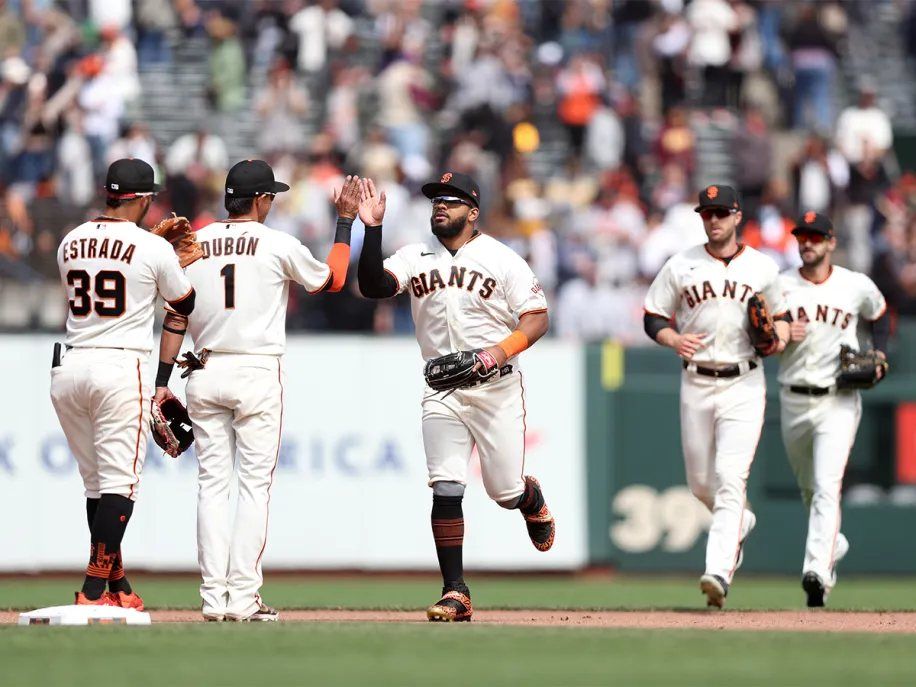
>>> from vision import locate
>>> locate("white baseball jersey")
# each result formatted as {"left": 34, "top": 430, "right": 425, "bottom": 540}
{"left": 58, "top": 219, "right": 192, "bottom": 353}
{"left": 644, "top": 244, "right": 786, "bottom": 364}
{"left": 777, "top": 266, "right": 886, "bottom": 388}
{"left": 383, "top": 233, "right": 548, "bottom": 361}
{"left": 184, "top": 219, "right": 332, "bottom": 355}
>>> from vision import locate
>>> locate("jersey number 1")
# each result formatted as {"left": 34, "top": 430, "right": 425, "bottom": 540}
{"left": 220, "top": 263, "right": 235, "bottom": 309}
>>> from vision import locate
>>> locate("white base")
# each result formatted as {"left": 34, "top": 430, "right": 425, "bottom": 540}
{"left": 18, "top": 604, "right": 151, "bottom": 626}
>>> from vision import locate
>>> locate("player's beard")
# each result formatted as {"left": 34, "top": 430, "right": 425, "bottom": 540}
{"left": 800, "top": 248, "right": 827, "bottom": 267}
{"left": 431, "top": 214, "right": 465, "bottom": 238}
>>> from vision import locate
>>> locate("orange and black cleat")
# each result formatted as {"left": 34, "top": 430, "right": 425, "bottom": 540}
{"left": 107, "top": 591, "right": 144, "bottom": 611}
{"left": 74, "top": 591, "right": 113, "bottom": 606}
{"left": 522, "top": 476, "right": 556, "bottom": 552}
{"left": 426, "top": 584, "right": 472, "bottom": 622}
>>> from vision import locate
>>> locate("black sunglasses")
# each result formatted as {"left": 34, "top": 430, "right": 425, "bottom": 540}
{"left": 700, "top": 208, "right": 736, "bottom": 220}
{"left": 431, "top": 195, "right": 472, "bottom": 208}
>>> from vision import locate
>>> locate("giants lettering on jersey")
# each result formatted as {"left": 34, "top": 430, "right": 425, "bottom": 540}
{"left": 410, "top": 266, "right": 497, "bottom": 300}
{"left": 792, "top": 305, "right": 854, "bottom": 330}
{"left": 61, "top": 238, "right": 136, "bottom": 264}
{"left": 682, "top": 280, "right": 756, "bottom": 308}
{"left": 199, "top": 237, "right": 260, "bottom": 259}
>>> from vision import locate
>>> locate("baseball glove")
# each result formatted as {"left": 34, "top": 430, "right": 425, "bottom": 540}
{"left": 151, "top": 213, "right": 203, "bottom": 268}
{"left": 836, "top": 345, "right": 888, "bottom": 389}
{"left": 150, "top": 397, "right": 194, "bottom": 458}
{"left": 747, "top": 292, "right": 779, "bottom": 356}
{"left": 424, "top": 349, "right": 501, "bottom": 393}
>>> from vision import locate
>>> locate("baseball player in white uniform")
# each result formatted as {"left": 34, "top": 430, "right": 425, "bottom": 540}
{"left": 155, "top": 161, "right": 361, "bottom": 622}
{"left": 777, "top": 211, "right": 888, "bottom": 607}
{"left": 51, "top": 158, "right": 195, "bottom": 610}
{"left": 644, "top": 184, "right": 790, "bottom": 608}
{"left": 356, "top": 173, "right": 555, "bottom": 622}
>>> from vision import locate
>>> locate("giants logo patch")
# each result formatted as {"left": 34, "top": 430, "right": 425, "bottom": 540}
{"left": 440, "top": 173, "right": 453, "bottom": 183}
{"left": 706, "top": 185, "right": 718, "bottom": 199}
{"left": 804, "top": 211, "right": 817, "bottom": 224}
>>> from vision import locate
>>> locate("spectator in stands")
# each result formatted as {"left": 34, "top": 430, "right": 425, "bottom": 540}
{"left": 732, "top": 104, "right": 772, "bottom": 223}
{"left": 375, "top": 50, "right": 433, "bottom": 159}
{"left": 289, "top": 0, "right": 354, "bottom": 74}
{"left": 77, "top": 54, "right": 124, "bottom": 181}
{"left": 651, "top": 8, "right": 690, "bottom": 115}
{"left": 651, "top": 161, "right": 689, "bottom": 210}
{"left": 790, "top": 133, "right": 848, "bottom": 216}
{"left": 584, "top": 100, "right": 624, "bottom": 172}
{"left": 556, "top": 53, "right": 605, "bottom": 155}
{"left": 56, "top": 111, "right": 94, "bottom": 207}
{"left": 165, "top": 126, "right": 228, "bottom": 181}
{"left": 786, "top": 2, "right": 842, "bottom": 132}
{"left": 99, "top": 24, "right": 140, "bottom": 103}
{"left": 0, "top": 56, "right": 29, "bottom": 183}
{"left": 135, "top": 0, "right": 177, "bottom": 67}
{"left": 89, "top": 0, "right": 131, "bottom": 33}
{"left": 107, "top": 122, "right": 157, "bottom": 169}
{"left": 654, "top": 106, "right": 695, "bottom": 176}
{"left": 741, "top": 178, "right": 799, "bottom": 271}
{"left": 872, "top": 214, "right": 916, "bottom": 317}
{"left": 207, "top": 12, "right": 246, "bottom": 113}
{"left": 255, "top": 57, "right": 309, "bottom": 155}
{"left": 0, "top": 0, "right": 26, "bottom": 55}
{"left": 686, "top": 0, "right": 737, "bottom": 108}
{"left": 836, "top": 83, "right": 894, "bottom": 273}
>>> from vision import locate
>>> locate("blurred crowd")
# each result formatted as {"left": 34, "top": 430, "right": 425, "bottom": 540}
{"left": 2, "top": 0, "right": 916, "bottom": 340}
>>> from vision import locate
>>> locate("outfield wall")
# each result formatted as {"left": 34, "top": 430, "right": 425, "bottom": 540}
{"left": 0, "top": 335, "right": 587, "bottom": 571}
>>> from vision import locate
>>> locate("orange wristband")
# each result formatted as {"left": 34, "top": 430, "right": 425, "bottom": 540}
{"left": 497, "top": 331, "right": 529, "bottom": 359}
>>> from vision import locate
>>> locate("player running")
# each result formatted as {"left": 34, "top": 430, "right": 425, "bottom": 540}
{"left": 154, "top": 160, "right": 361, "bottom": 622}
{"left": 356, "top": 173, "right": 555, "bottom": 623}
{"left": 777, "top": 211, "right": 888, "bottom": 607}
{"left": 643, "top": 184, "right": 790, "bottom": 608}
{"left": 51, "top": 158, "right": 197, "bottom": 610}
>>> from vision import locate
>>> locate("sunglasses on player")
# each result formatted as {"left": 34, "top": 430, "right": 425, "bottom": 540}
{"left": 699, "top": 208, "right": 737, "bottom": 220}
{"left": 431, "top": 196, "right": 473, "bottom": 208}
{"left": 794, "top": 231, "right": 828, "bottom": 244}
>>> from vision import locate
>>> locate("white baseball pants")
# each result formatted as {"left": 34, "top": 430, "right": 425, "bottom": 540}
{"left": 422, "top": 370, "right": 527, "bottom": 503}
{"left": 780, "top": 388, "right": 861, "bottom": 586}
{"left": 50, "top": 348, "right": 150, "bottom": 500}
{"left": 680, "top": 365, "right": 764, "bottom": 583}
{"left": 186, "top": 353, "right": 283, "bottom": 620}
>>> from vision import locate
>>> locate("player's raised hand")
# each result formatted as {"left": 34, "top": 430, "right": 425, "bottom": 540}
{"left": 675, "top": 332, "right": 707, "bottom": 360}
{"left": 332, "top": 175, "right": 361, "bottom": 219}
{"left": 358, "top": 177, "right": 387, "bottom": 226}
{"left": 789, "top": 318, "right": 808, "bottom": 342}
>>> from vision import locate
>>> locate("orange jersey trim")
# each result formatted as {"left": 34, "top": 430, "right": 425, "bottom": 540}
{"left": 705, "top": 243, "right": 746, "bottom": 265}
{"left": 128, "top": 359, "right": 142, "bottom": 500}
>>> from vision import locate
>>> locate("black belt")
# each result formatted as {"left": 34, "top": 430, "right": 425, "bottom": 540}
{"left": 683, "top": 360, "right": 757, "bottom": 378}
{"left": 788, "top": 385, "right": 832, "bottom": 396}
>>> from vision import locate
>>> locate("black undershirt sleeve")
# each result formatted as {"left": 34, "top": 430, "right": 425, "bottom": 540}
{"left": 643, "top": 312, "right": 672, "bottom": 342}
{"left": 167, "top": 288, "right": 195, "bottom": 316}
{"left": 334, "top": 216, "right": 353, "bottom": 245}
{"left": 870, "top": 311, "right": 890, "bottom": 355}
{"left": 358, "top": 224, "right": 399, "bottom": 299}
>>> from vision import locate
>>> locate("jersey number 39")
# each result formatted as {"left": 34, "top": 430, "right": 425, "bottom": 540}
{"left": 67, "top": 269, "right": 126, "bottom": 317}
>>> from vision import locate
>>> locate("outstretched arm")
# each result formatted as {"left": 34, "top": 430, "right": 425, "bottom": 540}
{"left": 314, "top": 175, "right": 361, "bottom": 293}
{"left": 356, "top": 178, "right": 399, "bottom": 299}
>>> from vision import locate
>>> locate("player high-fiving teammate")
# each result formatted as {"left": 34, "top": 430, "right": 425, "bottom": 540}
{"left": 357, "top": 173, "right": 555, "bottom": 623}
{"left": 644, "top": 184, "right": 790, "bottom": 609}
{"left": 777, "top": 212, "right": 888, "bottom": 607}
{"left": 155, "top": 161, "right": 361, "bottom": 622}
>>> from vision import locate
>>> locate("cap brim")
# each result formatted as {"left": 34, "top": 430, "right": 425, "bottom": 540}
{"left": 421, "top": 182, "right": 478, "bottom": 206}
{"left": 694, "top": 204, "right": 733, "bottom": 212}
{"left": 791, "top": 227, "right": 832, "bottom": 236}
{"left": 151, "top": 182, "right": 163, "bottom": 192}
{"left": 271, "top": 181, "right": 290, "bottom": 193}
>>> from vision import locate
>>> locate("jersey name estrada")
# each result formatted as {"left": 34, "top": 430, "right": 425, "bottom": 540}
{"left": 58, "top": 219, "right": 192, "bottom": 353}
{"left": 777, "top": 266, "right": 886, "bottom": 387}
{"left": 184, "top": 220, "right": 331, "bottom": 355}
{"left": 644, "top": 244, "right": 785, "bottom": 364}
{"left": 384, "top": 233, "right": 548, "bottom": 361}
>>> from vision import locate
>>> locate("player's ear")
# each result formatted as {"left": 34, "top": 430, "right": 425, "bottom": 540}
{"left": 734, "top": 209, "right": 743, "bottom": 225}
{"left": 468, "top": 206, "right": 479, "bottom": 223}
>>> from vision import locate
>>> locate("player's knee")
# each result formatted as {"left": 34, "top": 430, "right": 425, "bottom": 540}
{"left": 432, "top": 481, "right": 465, "bottom": 498}
{"left": 497, "top": 495, "right": 521, "bottom": 509}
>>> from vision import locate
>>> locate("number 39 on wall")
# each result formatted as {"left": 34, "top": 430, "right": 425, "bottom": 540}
{"left": 610, "top": 485, "right": 712, "bottom": 554}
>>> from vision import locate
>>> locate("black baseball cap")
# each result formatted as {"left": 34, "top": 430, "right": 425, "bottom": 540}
{"left": 225, "top": 159, "right": 290, "bottom": 198}
{"left": 421, "top": 172, "right": 481, "bottom": 208}
{"left": 694, "top": 184, "right": 741, "bottom": 212}
{"left": 105, "top": 158, "right": 162, "bottom": 194}
{"left": 792, "top": 210, "right": 834, "bottom": 237}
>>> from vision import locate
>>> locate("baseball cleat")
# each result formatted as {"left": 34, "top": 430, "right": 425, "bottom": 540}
{"left": 522, "top": 476, "right": 555, "bottom": 552}
{"left": 803, "top": 571, "right": 826, "bottom": 608}
{"left": 74, "top": 591, "right": 114, "bottom": 606}
{"left": 700, "top": 574, "right": 729, "bottom": 609}
{"left": 734, "top": 510, "right": 756, "bottom": 571}
{"left": 228, "top": 602, "right": 280, "bottom": 622}
{"left": 107, "top": 591, "right": 144, "bottom": 611}
{"left": 427, "top": 584, "right": 472, "bottom": 622}
{"left": 203, "top": 614, "right": 225, "bottom": 622}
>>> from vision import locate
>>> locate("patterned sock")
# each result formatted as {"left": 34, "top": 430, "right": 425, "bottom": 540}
{"left": 82, "top": 494, "right": 134, "bottom": 599}
{"left": 517, "top": 480, "right": 545, "bottom": 516}
{"left": 108, "top": 552, "right": 132, "bottom": 594}
{"left": 431, "top": 494, "right": 464, "bottom": 587}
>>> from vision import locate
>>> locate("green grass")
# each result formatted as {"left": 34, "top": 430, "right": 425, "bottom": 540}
{"left": 3, "top": 573, "right": 916, "bottom": 611}
{"left": 3, "top": 575, "right": 916, "bottom": 686}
